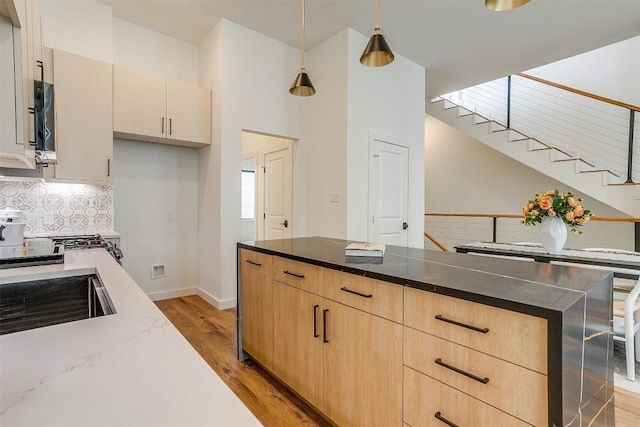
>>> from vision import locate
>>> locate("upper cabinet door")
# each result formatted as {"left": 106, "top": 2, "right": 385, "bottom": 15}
{"left": 113, "top": 66, "right": 166, "bottom": 139}
{"left": 166, "top": 79, "right": 211, "bottom": 146}
{"left": 53, "top": 49, "right": 113, "bottom": 182}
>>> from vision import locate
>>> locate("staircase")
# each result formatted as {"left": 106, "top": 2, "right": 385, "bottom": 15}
{"left": 426, "top": 81, "right": 640, "bottom": 217}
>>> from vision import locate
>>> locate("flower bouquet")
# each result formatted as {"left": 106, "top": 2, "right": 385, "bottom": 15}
{"left": 522, "top": 190, "right": 594, "bottom": 234}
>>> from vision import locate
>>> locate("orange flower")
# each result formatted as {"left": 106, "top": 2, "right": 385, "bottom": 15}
{"left": 538, "top": 196, "right": 552, "bottom": 210}
{"left": 548, "top": 209, "right": 556, "bottom": 216}
{"left": 568, "top": 197, "right": 577, "bottom": 208}
{"left": 573, "top": 206, "right": 584, "bottom": 217}
{"left": 565, "top": 211, "right": 575, "bottom": 221}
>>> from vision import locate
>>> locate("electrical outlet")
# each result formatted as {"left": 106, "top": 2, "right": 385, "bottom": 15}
{"left": 167, "top": 210, "right": 175, "bottom": 221}
{"left": 329, "top": 192, "right": 339, "bottom": 203}
{"left": 151, "top": 264, "right": 165, "bottom": 279}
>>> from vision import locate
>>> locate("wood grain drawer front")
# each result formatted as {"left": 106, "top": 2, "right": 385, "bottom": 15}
{"left": 323, "top": 269, "right": 403, "bottom": 323}
{"left": 240, "top": 249, "right": 274, "bottom": 370}
{"left": 404, "top": 328, "right": 547, "bottom": 426}
{"left": 404, "top": 287, "right": 547, "bottom": 374}
{"left": 273, "top": 256, "right": 323, "bottom": 295}
{"left": 404, "top": 367, "right": 531, "bottom": 427}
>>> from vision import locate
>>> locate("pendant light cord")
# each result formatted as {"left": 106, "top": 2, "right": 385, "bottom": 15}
{"left": 375, "top": 0, "right": 380, "bottom": 33}
{"left": 301, "top": 0, "right": 306, "bottom": 69}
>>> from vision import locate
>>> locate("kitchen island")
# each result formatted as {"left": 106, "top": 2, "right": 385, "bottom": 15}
{"left": 238, "top": 236, "right": 615, "bottom": 426}
{"left": 0, "top": 249, "right": 260, "bottom": 426}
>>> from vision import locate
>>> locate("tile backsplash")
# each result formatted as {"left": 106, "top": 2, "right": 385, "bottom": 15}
{"left": 0, "top": 180, "right": 113, "bottom": 234}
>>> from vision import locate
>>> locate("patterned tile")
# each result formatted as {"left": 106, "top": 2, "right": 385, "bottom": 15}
{"left": 0, "top": 180, "right": 114, "bottom": 234}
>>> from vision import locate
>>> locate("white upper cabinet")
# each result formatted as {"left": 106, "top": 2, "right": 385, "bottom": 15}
{"left": 113, "top": 66, "right": 211, "bottom": 148}
{"left": 48, "top": 49, "right": 113, "bottom": 183}
{"left": 0, "top": 0, "right": 40, "bottom": 169}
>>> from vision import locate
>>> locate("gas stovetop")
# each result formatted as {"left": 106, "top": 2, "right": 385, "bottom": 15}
{"left": 52, "top": 235, "right": 108, "bottom": 250}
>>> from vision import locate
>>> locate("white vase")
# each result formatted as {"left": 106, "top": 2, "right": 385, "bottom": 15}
{"left": 540, "top": 216, "right": 567, "bottom": 253}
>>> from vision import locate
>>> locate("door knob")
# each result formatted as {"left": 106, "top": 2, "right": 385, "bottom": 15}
{"left": 280, "top": 219, "right": 289, "bottom": 228}
{"left": 403, "top": 222, "right": 408, "bottom": 230}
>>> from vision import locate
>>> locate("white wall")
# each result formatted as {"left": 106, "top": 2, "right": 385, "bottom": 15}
{"left": 113, "top": 140, "right": 199, "bottom": 299}
{"left": 526, "top": 35, "right": 640, "bottom": 106}
{"left": 424, "top": 116, "right": 634, "bottom": 251}
{"left": 38, "top": 0, "right": 202, "bottom": 300}
{"left": 38, "top": 0, "right": 113, "bottom": 62}
{"left": 346, "top": 29, "right": 425, "bottom": 248}
{"left": 304, "top": 30, "right": 348, "bottom": 239}
{"left": 112, "top": 18, "right": 198, "bottom": 84}
{"left": 198, "top": 19, "right": 301, "bottom": 308}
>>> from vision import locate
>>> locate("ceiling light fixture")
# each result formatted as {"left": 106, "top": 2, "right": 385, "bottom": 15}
{"left": 290, "top": 0, "right": 315, "bottom": 96}
{"left": 485, "top": 0, "right": 531, "bottom": 12}
{"left": 360, "top": 0, "right": 394, "bottom": 67}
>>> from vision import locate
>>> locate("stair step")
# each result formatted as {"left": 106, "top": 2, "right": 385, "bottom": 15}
{"left": 553, "top": 157, "right": 596, "bottom": 168}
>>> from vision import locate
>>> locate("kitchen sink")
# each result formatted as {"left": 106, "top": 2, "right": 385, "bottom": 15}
{"left": 0, "top": 274, "right": 115, "bottom": 335}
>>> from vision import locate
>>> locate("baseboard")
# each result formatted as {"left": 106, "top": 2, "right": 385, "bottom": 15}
{"left": 147, "top": 287, "right": 198, "bottom": 301}
{"left": 197, "top": 288, "right": 237, "bottom": 310}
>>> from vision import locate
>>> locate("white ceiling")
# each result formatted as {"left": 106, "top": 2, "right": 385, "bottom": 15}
{"left": 99, "top": 0, "right": 640, "bottom": 97}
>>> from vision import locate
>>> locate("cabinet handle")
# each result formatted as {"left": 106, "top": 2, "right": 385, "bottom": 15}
{"left": 107, "top": 159, "right": 111, "bottom": 177}
{"left": 245, "top": 260, "right": 261, "bottom": 267}
{"left": 284, "top": 270, "right": 305, "bottom": 279}
{"left": 36, "top": 60, "right": 43, "bottom": 82}
{"left": 434, "top": 412, "right": 458, "bottom": 427}
{"left": 161, "top": 117, "right": 165, "bottom": 134}
{"left": 435, "top": 314, "right": 489, "bottom": 334}
{"left": 340, "top": 287, "right": 372, "bottom": 298}
{"left": 322, "top": 309, "right": 329, "bottom": 343}
{"left": 435, "top": 358, "right": 489, "bottom": 384}
{"left": 169, "top": 118, "right": 172, "bottom": 135}
{"left": 313, "top": 305, "right": 319, "bottom": 338}
{"left": 28, "top": 108, "right": 36, "bottom": 146}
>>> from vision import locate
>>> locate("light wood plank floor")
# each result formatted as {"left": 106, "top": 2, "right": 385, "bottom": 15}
{"left": 156, "top": 295, "right": 640, "bottom": 427}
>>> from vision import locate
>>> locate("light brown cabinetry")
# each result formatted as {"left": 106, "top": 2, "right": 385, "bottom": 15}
{"left": 47, "top": 49, "right": 113, "bottom": 182}
{"left": 113, "top": 66, "right": 211, "bottom": 148}
{"left": 323, "top": 298, "right": 402, "bottom": 427}
{"left": 240, "top": 249, "right": 552, "bottom": 426}
{"left": 270, "top": 258, "right": 402, "bottom": 426}
{"left": 404, "top": 287, "right": 549, "bottom": 426}
{"left": 239, "top": 249, "right": 274, "bottom": 371}
{"left": 404, "top": 367, "right": 530, "bottom": 427}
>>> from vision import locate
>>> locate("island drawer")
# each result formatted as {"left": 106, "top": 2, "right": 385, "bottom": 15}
{"left": 404, "top": 287, "right": 547, "bottom": 374}
{"left": 323, "top": 269, "right": 403, "bottom": 323}
{"left": 273, "top": 256, "right": 323, "bottom": 295}
{"left": 404, "top": 367, "right": 531, "bottom": 427}
{"left": 404, "top": 327, "right": 547, "bottom": 426}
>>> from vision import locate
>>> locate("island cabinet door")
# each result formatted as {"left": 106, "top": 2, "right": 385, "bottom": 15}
{"left": 273, "top": 281, "right": 324, "bottom": 412}
{"left": 322, "top": 299, "right": 403, "bottom": 427}
{"left": 240, "top": 249, "right": 274, "bottom": 371}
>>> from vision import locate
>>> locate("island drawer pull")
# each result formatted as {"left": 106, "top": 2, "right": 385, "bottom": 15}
{"left": 313, "top": 305, "right": 319, "bottom": 338}
{"left": 435, "top": 314, "right": 489, "bottom": 334}
{"left": 246, "top": 260, "right": 261, "bottom": 266}
{"left": 284, "top": 270, "right": 305, "bottom": 279}
{"left": 323, "top": 309, "right": 329, "bottom": 343}
{"left": 434, "top": 411, "right": 458, "bottom": 427}
{"left": 435, "top": 358, "right": 489, "bottom": 384}
{"left": 340, "top": 287, "right": 372, "bottom": 298}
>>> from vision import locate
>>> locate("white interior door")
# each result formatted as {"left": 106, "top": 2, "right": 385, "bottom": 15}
{"left": 264, "top": 144, "right": 293, "bottom": 240}
{"left": 368, "top": 138, "right": 409, "bottom": 246}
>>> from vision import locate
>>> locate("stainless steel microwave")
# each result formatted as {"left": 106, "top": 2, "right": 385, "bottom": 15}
{"left": 34, "top": 80, "right": 56, "bottom": 165}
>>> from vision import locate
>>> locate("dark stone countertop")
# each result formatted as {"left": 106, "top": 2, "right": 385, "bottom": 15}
{"left": 238, "top": 236, "right": 612, "bottom": 319}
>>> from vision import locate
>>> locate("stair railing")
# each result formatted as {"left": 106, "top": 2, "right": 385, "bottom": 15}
{"left": 441, "top": 75, "right": 640, "bottom": 184}
{"left": 424, "top": 212, "right": 640, "bottom": 252}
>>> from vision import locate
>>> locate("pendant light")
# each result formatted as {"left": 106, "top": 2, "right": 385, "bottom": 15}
{"left": 290, "top": 0, "right": 315, "bottom": 96}
{"left": 360, "top": 0, "right": 394, "bottom": 67}
{"left": 485, "top": 0, "right": 531, "bottom": 12}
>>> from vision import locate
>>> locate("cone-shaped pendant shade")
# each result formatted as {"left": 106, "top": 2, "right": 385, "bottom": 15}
{"left": 289, "top": 69, "right": 316, "bottom": 97}
{"left": 360, "top": 31, "right": 394, "bottom": 67}
{"left": 485, "top": 0, "right": 531, "bottom": 11}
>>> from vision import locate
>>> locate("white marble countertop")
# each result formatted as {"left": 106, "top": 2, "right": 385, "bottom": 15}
{"left": 0, "top": 250, "right": 261, "bottom": 426}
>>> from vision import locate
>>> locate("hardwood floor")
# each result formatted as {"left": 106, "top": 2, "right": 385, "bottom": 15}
{"left": 156, "top": 295, "right": 640, "bottom": 427}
